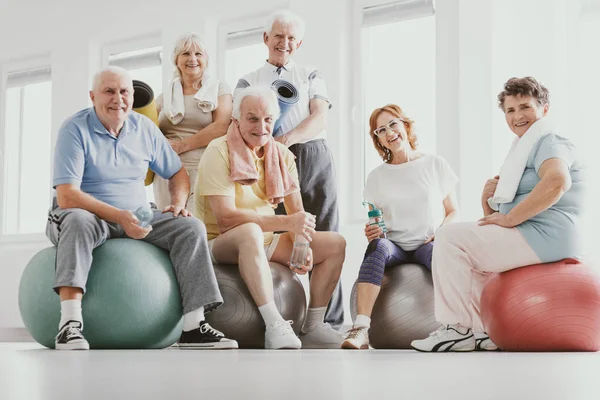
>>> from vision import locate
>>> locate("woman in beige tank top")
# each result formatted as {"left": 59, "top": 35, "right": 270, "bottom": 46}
{"left": 154, "top": 32, "right": 232, "bottom": 212}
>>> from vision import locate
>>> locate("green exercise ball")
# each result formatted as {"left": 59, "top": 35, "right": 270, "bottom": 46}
{"left": 18, "top": 239, "right": 183, "bottom": 349}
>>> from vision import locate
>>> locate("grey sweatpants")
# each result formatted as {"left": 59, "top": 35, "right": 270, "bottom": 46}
{"left": 46, "top": 199, "right": 223, "bottom": 314}
{"left": 282, "top": 139, "right": 344, "bottom": 328}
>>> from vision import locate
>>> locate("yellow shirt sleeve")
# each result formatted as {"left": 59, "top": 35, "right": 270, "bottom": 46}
{"left": 196, "top": 141, "right": 235, "bottom": 197}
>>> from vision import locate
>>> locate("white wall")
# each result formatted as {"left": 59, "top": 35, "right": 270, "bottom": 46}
{"left": 0, "top": 0, "right": 592, "bottom": 334}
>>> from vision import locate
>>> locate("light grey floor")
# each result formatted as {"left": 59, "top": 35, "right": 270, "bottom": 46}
{"left": 1, "top": 343, "right": 599, "bottom": 400}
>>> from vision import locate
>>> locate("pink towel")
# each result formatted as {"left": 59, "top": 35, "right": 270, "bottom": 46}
{"left": 226, "top": 121, "right": 298, "bottom": 205}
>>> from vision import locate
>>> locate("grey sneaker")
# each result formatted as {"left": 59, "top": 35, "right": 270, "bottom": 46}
{"left": 300, "top": 322, "right": 344, "bottom": 349}
{"left": 265, "top": 320, "right": 301, "bottom": 350}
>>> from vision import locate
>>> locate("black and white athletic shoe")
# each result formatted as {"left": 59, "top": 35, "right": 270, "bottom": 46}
{"left": 411, "top": 324, "right": 475, "bottom": 352}
{"left": 55, "top": 320, "right": 90, "bottom": 350}
{"left": 475, "top": 332, "right": 500, "bottom": 351}
{"left": 177, "top": 321, "right": 238, "bottom": 350}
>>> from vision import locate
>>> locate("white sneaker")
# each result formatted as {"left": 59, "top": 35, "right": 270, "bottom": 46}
{"left": 411, "top": 324, "right": 475, "bottom": 352}
{"left": 265, "top": 320, "right": 302, "bottom": 349}
{"left": 341, "top": 326, "right": 370, "bottom": 350}
{"left": 475, "top": 332, "right": 499, "bottom": 351}
{"left": 300, "top": 322, "right": 344, "bottom": 349}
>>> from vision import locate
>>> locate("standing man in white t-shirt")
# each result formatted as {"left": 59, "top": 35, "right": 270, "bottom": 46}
{"left": 234, "top": 10, "right": 343, "bottom": 329}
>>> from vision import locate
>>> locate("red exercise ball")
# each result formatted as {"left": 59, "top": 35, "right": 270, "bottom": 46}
{"left": 480, "top": 258, "right": 600, "bottom": 352}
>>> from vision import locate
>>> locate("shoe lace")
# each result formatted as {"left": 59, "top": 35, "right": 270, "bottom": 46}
{"left": 65, "top": 325, "right": 83, "bottom": 340}
{"left": 429, "top": 325, "right": 449, "bottom": 337}
{"left": 268, "top": 320, "right": 294, "bottom": 335}
{"left": 345, "top": 327, "right": 367, "bottom": 340}
{"left": 200, "top": 323, "right": 224, "bottom": 337}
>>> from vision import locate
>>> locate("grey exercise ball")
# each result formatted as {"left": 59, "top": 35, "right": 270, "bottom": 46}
{"left": 350, "top": 263, "right": 439, "bottom": 349}
{"left": 205, "top": 262, "right": 307, "bottom": 348}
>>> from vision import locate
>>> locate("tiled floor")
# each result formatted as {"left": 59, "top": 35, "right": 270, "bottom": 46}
{"left": 1, "top": 343, "right": 599, "bottom": 400}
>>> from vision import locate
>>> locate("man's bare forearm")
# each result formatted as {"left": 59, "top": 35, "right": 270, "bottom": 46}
{"left": 57, "top": 187, "right": 123, "bottom": 224}
{"left": 168, "top": 168, "right": 190, "bottom": 207}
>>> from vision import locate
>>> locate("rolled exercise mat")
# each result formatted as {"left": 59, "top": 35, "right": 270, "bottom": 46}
{"left": 271, "top": 80, "right": 299, "bottom": 137}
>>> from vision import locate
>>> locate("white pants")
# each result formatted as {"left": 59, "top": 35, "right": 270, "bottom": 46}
{"left": 433, "top": 222, "right": 541, "bottom": 332}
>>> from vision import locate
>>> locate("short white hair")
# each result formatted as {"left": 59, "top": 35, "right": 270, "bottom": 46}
{"left": 264, "top": 10, "right": 306, "bottom": 41}
{"left": 232, "top": 86, "right": 280, "bottom": 121}
{"left": 91, "top": 66, "right": 132, "bottom": 91}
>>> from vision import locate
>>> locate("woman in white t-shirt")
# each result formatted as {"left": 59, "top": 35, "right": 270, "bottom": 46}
{"left": 342, "top": 104, "right": 459, "bottom": 350}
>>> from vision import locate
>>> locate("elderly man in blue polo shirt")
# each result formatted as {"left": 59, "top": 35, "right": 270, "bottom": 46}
{"left": 47, "top": 66, "right": 236, "bottom": 350}
{"left": 234, "top": 9, "right": 344, "bottom": 330}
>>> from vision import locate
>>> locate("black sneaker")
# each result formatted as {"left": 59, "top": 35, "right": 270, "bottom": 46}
{"left": 177, "top": 321, "right": 238, "bottom": 349}
{"left": 55, "top": 320, "right": 90, "bottom": 350}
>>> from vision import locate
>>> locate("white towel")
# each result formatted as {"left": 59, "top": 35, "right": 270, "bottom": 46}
{"left": 193, "top": 77, "right": 219, "bottom": 113}
{"left": 163, "top": 77, "right": 185, "bottom": 125}
{"left": 488, "top": 117, "right": 554, "bottom": 211}
{"left": 162, "top": 75, "right": 219, "bottom": 125}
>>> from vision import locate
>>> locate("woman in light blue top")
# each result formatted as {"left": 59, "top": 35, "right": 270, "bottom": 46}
{"left": 411, "top": 76, "right": 585, "bottom": 352}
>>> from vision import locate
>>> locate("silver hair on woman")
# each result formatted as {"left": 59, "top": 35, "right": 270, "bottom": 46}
{"left": 263, "top": 9, "right": 306, "bottom": 41}
{"left": 91, "top": 66, "right": 132, "bottom": 91}
{"left": 232, "top": 86, "right": 281, "bottom": 121}
{"left": 171, "top": 32, "right": 209, "bottom": 88}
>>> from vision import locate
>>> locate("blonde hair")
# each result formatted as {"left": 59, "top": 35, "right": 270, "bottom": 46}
{"left": 172, "top": 32, "right": 209, "bottom": 89}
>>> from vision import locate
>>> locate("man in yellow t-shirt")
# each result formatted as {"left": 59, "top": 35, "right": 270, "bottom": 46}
{"left": 195, "top": 86, "right": 345, "bottom": 350}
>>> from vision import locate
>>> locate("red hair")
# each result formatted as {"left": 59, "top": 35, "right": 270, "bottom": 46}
{"left": 368, "top": 104, "right": 417, "bottom": 163}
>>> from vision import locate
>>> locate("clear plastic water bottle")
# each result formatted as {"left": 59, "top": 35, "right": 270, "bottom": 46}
{"left": 363, "top": 201, "right": 387, "bottom": 239}
{"left": 134, "top": 204, "right": 154, "bottom": 228}
{"left": 289, "top": 234, "right": 310, "bottom": 269}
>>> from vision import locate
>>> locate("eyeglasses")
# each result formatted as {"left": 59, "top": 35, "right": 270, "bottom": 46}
{"left": 373, "top": 118, "right": 406, "bottom": 137}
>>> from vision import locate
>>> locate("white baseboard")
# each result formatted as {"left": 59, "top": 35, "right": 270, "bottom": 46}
{"left": 0, "top": 328, "right": 34, "bottom": 342}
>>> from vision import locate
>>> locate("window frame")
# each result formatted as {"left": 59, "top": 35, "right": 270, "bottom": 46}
{"left": 101, "top": 34, "right": 162, "bottom": 70}
{"left": 217, "top": 15, "right": 266, "bottom": 83}
{"left": 0, "top": 54, "right": 53, "bottom": 242}
{"left": 100, "top": 34, "right": 164, "bottom": 100}
{"left": 345, "top": 0, "right": 435, "bottom": 222}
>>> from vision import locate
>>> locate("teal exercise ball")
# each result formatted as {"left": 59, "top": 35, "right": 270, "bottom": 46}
{"left": 18, "top": 239, "right": 183, "bottom": 349}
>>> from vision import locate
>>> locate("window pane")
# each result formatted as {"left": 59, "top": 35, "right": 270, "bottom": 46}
{"left": 225, "top": 43, "right": 267, "bottom": 90}
{"left": 3, "top": 87, "right": 21, "bottom": 234}
{"left": 362, "top": 16, "right": 436, "bottom": 178}
{"left": 3, "top": 80, "right": 52, "bottom": 235}
{"left": 20, "top": 81, "right": 52, "bottom": 234}
{"left": 576, "top": 18, "right": 600, "bottom": 263}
